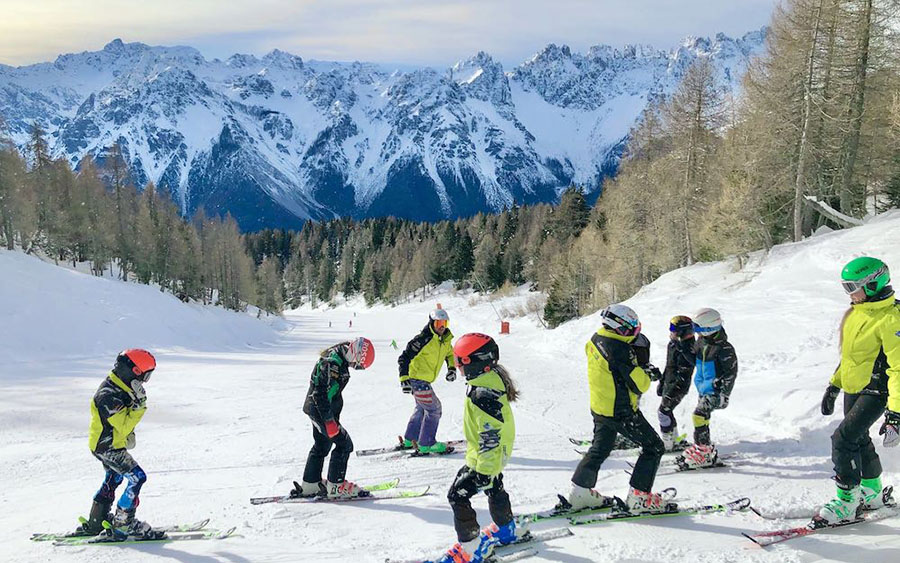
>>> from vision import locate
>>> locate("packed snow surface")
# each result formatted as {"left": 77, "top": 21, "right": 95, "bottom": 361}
{"left": 2, "top": 212, "right": 900, "bottom": 562}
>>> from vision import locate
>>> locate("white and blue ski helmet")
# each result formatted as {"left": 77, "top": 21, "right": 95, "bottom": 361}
{"left": 693, "top": 308, "right": 723, "bottom": 336}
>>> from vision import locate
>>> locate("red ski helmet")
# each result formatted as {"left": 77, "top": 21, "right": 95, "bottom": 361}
{"left": 453, "top": 333, "right": 499, "bottom": 379}
{"left": 347, "top": 337, "right": 375, "bottom": 369}
{"left": 113, "top": 349, "right": 156, "bottom": 383}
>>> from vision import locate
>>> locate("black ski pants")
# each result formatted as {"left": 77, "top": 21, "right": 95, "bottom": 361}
{"left": 832, "top": 392, "right": 885, "bottom": 487}
{"left": 302, "top": 415, "right": 354, "bottom": 484}
{"left": 447, "top": 466, "right": 513, "bottom": 542}
{"left": 572, "top": 410, "right": 664, "bottom": 493}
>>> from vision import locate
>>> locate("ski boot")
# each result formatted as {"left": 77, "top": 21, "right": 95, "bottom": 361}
{"left": 815, "top": 482, "right": 862, "bottom": 526}
{"left": 109, "top": 507, "right": 166, "bottom": 540}
{"left": 400, "top": 437, "right": 415, "bottom": 450}
{"left": 566, "top": 483, "right": 613, "bottom": 511}
{"left": 326, "top": 479, "right": 371, "bottom": 499}
{"left": 676, "top": 443, "right": 717, "bottom": 469}
{"left": 860, "top": 477, "right": 894, "bottom": 510}
{"left": 623, "top": 487, "right": 677, "bottom": 515}
{"left": 418, "top": 441, "right": 451, "bottom": 455}
{"left": 289, "top": 479, "right": 326, "bottom": 498}
{"left": 74, "top": 500, "right": 112, "bottom": 536}
{"left": 661, "top": 427, "right": 689, "bottom": 452}
{"left": 480, "top": 520, "right": 518, "bottom": 548}
{"left": 437, "top": 537, "right": 481, "bottom": 563}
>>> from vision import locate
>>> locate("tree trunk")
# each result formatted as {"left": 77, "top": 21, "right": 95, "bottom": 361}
{"left": 838, "top": 0, "right": 872, "bottom": 215}
{"left": 793, "top": 1, "right": 824, "bottom": 241}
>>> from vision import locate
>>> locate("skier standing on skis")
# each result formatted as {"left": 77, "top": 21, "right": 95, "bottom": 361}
{"left": 565, "top": 304, "right": 672, "bottom": 513}
{"left": 293, "top": 337, "right": 375, "bottom": 499}
{"left": 607, "top": 332, "right": 662, "bottom": 451}
{"left": 657, "top": 316, "right": 696, "bottom": 451}
{"left": 677, "top": 308, "right": 738, "bottom": 469}
{"left": 817, "top": 257, "right": 900, "bottom": 524}
{"left": 439, "top": 333, "right": 519, "bottom": 563}
{"left": 398, "top": 308, "right": 456, "bottom": 454}
{"left": 80, "top": 349, "right": 162, "bottom": 539}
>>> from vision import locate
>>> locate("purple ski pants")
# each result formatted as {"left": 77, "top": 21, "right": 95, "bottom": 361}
{"left": 404, "top": 380, "right": 442, "bottom": 447}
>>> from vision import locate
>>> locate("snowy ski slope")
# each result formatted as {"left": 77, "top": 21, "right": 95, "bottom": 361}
{"left": 2, "top": 212, "right": 900, "bottom": 562}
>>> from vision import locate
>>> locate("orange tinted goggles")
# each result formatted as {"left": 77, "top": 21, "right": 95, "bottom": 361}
{"left": 433, "top": 319, "right": 448, "bottom": 329}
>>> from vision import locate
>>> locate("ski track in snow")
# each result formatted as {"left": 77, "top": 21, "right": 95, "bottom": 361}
{"left": 3, "top": 213, "right": 900, "bottom": 562}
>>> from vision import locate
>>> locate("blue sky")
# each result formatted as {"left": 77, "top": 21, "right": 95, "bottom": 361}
{"left": 0, "top": 0, "right": 778, "bottom": 67}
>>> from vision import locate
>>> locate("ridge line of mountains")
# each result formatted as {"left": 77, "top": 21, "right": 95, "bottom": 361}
{"left": 0, "top": 29, "right": 766, "bottom": 230}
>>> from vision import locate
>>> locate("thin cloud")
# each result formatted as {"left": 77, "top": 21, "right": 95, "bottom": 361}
{"left": 0, "top": 0, "right": 777, "bottom": 67}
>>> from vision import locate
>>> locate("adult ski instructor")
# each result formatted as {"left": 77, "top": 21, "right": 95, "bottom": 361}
{"left": 818, "top": 257, "right": 900, "bottom": 524}
{"left": 399, "top": 307, "right": 457, "bottom": 454}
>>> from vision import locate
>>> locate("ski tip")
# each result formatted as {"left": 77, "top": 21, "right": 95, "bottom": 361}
{"left": 741, "top": 532, "right": 763, "bottom": 546}
{"left": 218, "top": 526, "right": 238, "bottom": 539}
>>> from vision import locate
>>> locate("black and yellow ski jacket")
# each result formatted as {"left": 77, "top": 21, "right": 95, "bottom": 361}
{"left": 585, "top": 328, "right": 651, "bottom": 418}
{"left": 830, "top": 292, "right": 900, "bottom": 411}
{"left": 398, "top": 323, "right": 454, "bottom": 384}
{"left": 89, "top": 372, "right": 146, "bottom": 454}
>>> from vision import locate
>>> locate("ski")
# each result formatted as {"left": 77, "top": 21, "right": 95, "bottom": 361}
{"left": 388, "top": 527, "right": 572, "bottom": 563}
{"left": 384, "top": 445, "right": 463, "bottom": 460}
{"left": 52, "top": 526, "right": 237, "bottom": 546}
{"left": 515, "top": 487, "right": 676, "bottom": 524}
{"left": 32, "top": 518, "right": 211, "bottom": 542}
{"left": 569, "top": 497, "right": 751, "bottom": 526}
{"left": 249, "top": 478, "right": 400, "bottom": 505}
{"left": 569, "top": 434, "right": 688, "bottom": 452}
{"left": 744, "top": 490, "right": 898, "bottom": 546}
{"left": 251, "top": 485, "right": 430, "bottom": 505}
{"left": 749, "top": 486, "right": 895, "bottom": 521}
{"left": 357, "top": 437, "right": 464, "bottom": 457}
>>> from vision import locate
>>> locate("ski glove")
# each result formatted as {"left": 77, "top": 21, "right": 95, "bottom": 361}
{"left": 130, "top": 380, "right": 147, "bottom": 409}
{"left": 325, "top": 420, "right": 341, "bottom": 439}
{"left": 879, "top": 410, "right": 900, "bottom": 448}
{"left": 126, "top": 432, "right": 136, "bottom": 450}
{"left": 656, "top": 380, "right": 664, "bottom": 397}
{"left": 646, "top": 365, "right": 662, "bottom": 382}
{"left": 716, "top": 393, "right": 729, "bottom": 410}
{"left": 446, "top": 367, "right": 457, "bottom": 382}
{"left": 400, "top": 380, "right": 413, "bottom": 394}
{"left": 821, "top": 384, "right": 840, "bottom": 416}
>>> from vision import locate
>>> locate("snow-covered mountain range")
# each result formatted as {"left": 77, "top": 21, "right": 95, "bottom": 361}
{"left": 0, "top": 30, "right": 766, "bottom": 230}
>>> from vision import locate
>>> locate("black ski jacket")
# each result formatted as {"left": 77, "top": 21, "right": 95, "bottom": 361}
{"left": 302, "top": 345, "right": 351, "bottom": 424}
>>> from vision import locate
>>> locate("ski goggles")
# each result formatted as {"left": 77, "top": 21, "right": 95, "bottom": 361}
{"left": 841, "top": 266, "right": 887, "bottom": 294}
{"left": 603, "top": 310, "right": 641, "bottom": 336}
{"left": 137, "top": 369, "right": 153, "bottom": 383}
{"left": 432, "top": 319, "right": 448, "bottom": 330}
{"left": 693, "top": 323, "right": 721, "bottom": 336}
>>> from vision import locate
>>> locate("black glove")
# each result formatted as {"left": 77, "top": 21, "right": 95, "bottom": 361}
{"left": 656, "top": 379, "right": 664, "bottom": 397}
{"left": 400, "top": 380, "right": 412, "bottom": 394}
{"left": 821, "top": 384, "right": 840, "bottom": 416}
{"left": 879, "top": 410, "right": 900, "bottom": 448}
{"left": 647, "top": 365, "right": 662, "bottom": 382}
{"left": 446, "top": 367, "right": 457, "bottom": 382}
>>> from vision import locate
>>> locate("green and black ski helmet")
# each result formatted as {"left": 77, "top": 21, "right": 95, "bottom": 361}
{"left": 841, "top": 257, "right": 890, "bottom": 297}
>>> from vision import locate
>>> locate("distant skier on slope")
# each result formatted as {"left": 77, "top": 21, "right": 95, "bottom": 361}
{"left": 398, "top": 308, "right": 457, "bottom": 454}
{"left": 564, "top": 304, "right": 673, "bottom": 513}
{"left": 437, "top": 333, "right": 519, "bottom": 563}
{"left": 292, "top": 337, "right": 375, "bottom": 499}
{"left": 78, "top": 349, "right": 163, "bottom": 540}
{"left": 816, "top": 257, "right": 900, "bottom": 524}
{"left": 657, "top": 316, "right": 696, "bottom": 451}
{"left": 676, "top": 308, "right": 738, "bottom": 470}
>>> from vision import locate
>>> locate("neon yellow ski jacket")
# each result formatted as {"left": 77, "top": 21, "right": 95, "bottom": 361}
{"left": 830, "top": 294, "right": 900, "bottom": 411}
{"left": 586, "top": 328, "right": 651, "bottom": 418}
{"left": 89, "top": 372, "right": 146, "bottom": 453}
{"left": 463, "top": 370, "right": 515, "bottom": 477}
{"left": 398, "top": 325, "right": 454, "bottom": 384}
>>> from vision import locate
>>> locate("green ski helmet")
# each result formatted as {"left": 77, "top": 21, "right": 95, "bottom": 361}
{"left": 841, "top": 257, "right": 890, "bottom": 297}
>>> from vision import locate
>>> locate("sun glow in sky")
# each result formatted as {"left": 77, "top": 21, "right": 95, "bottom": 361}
{"left": 0, "top": 0, "right": 777, "bottom": 67}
